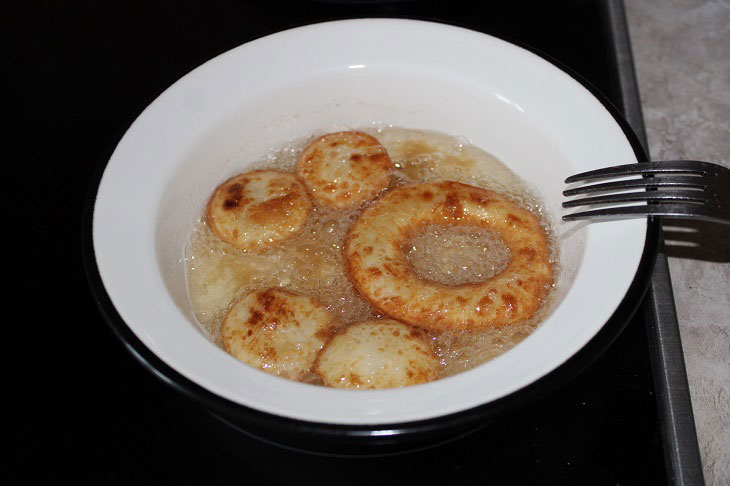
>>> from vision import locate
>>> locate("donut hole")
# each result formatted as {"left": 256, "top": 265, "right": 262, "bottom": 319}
{"left": 404, "top": 224, "right": 511, "bottom": 286}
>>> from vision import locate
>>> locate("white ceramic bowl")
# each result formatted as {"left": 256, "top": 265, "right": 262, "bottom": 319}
{"left": 92, "top": 19, "right": 649, "bottom": 429}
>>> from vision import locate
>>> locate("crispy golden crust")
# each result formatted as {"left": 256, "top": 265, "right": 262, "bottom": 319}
{"left": 221, "top": 288, "right": 335, "bottom": 379}
{"left": 314, "top": 319, "right": 439, "bottom": 389}
{"left": 295, "top": 131, "right": 393, "bottom": 209}
{"left": 345, "top": 181, "right": 553, "bottom": 331}
{"left": 207, "top": 170, "right": 312, "bottom": 251}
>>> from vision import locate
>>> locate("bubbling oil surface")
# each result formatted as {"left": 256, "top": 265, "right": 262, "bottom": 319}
{"left": 405, "top": 225, "right": 510, "bottom": 286}
{"left": 185, "top": 127, "right": 559, "bottom": 380}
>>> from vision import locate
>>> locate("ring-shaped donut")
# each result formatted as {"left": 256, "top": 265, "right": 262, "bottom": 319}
{"left": 345, "top": 181, "right": 553, "bottom": 331}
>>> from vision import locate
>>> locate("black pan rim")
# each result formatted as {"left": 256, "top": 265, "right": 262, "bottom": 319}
{"left": 81, "top": 19, "right": 660, "bottom": 455}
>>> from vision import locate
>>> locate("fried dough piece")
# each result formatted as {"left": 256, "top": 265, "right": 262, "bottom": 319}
{"left": 345, "top": 181, "right": 553, "bottom": 331}
{"left": 207, "top": 170, "right": 311, "bottom": 251}
{"left": 295, "top": 131, "right": 393, "bottom": 209}
{"left": 221, "top": 288, "right": 334, "bottom": 379}
{"left": 315, "top": 319, "right": 439, "bottom": 389}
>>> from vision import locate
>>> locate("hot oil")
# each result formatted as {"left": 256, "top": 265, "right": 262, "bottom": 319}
{"left": 405, "top": 225, "right": 510, "bottom": 285}
{"left": 185, "top": 127, "right": 560, "bottom": 381}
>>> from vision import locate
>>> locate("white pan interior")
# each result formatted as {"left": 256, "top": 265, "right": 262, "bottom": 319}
{"left": 93, "top": 19, "right": 646, "bottom": 425}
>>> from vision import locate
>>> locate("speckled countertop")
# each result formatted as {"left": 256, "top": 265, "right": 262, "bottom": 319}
{"left": 625, "top": 1, "right": 730, "bottom": 484}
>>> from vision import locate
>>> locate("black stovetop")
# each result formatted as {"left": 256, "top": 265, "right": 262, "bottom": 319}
{"left": 14, "top": 1, "right": 669, "bottom": 483}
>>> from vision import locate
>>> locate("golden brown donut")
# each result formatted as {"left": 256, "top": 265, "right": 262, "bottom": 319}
{"left": 221, "top": 288, "right": 334, "bottom": 379}
{"left": 295, "top": 131, "right": 393, "bottom": 209}
{"left": 207, "top": 170, "right": 311, "bottom": 251}
{"left": 345, "top": 181, "right": 553, "bottom": 331}
{"left": 314, "top": 319, "right": 439, "bottom": 389}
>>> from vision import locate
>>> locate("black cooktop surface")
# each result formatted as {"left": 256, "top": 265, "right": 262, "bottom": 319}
{"left": 13, "top": 1, "right": 668, "bottom": 483}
